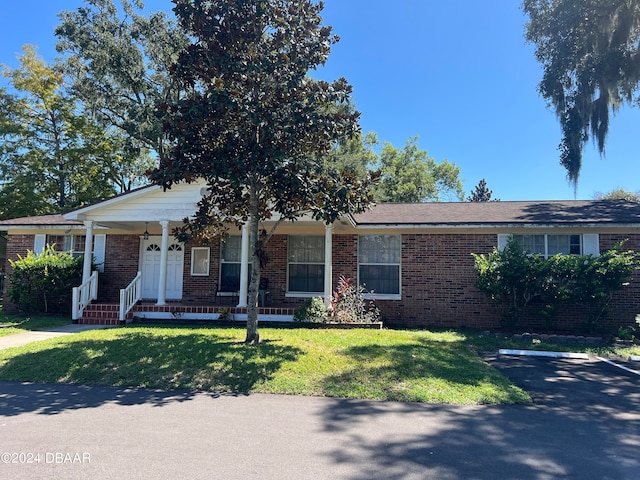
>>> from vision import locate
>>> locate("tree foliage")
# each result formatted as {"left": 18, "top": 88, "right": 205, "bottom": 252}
{"left": 55, "top": 0, "right": 188, "bottom": 165}
{"left": 374, "top": 136, "right": 464, "bottom": 202}
{"left": 593, "top": 188, "right": 640, "bottom": 202}
{"left": 467, "top": 178, "right": 499, "bottom": 202}
{"left": 0, "top": 46, "right": 116, "bottom": 218}
{"left": 523, "top": 0, "right": 640, "bottom": 186}
{"left": 150, "top": 0, "right": 377, "bottom": 343}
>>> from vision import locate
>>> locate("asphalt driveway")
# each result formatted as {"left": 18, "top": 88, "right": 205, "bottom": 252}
{"left": 0, "top": 355, "right": 638, "bottom": 480}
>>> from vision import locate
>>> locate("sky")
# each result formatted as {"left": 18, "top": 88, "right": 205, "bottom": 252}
{"left": 1, "top": 0, "right": 639, "bottom": 201}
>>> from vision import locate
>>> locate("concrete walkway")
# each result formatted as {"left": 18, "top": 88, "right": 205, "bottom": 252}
{"left": 0, "top": 324, "right": 114, "bottom": 350}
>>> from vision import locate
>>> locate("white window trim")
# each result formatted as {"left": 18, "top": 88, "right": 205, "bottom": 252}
{"left": 357, "top": 235, "right": 402, "bottom": 298}
{"left": 191, "top": 247, "right": 210, "bottom": 276}
{"left": 287, "top": 235, "right": 325, "bottom": 294}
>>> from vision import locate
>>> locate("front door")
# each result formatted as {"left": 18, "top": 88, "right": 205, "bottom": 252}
{"left": 141, "top": 237, "right": 184, "bottom": 299}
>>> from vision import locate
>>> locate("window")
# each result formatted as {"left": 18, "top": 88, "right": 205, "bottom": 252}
{"left": 47, "top": 235, "right": 86, "bottom": 258}
{"left": 511, "top": 234, "right": 582, "bottom": 257}
{"left": 220, "top": 236, "right": 242, "bottom": 292}
{"left": 191, "top": 247, "right": 210, "bottom": 276}
{"left": 288, "top": 236, "right": 325, "bottom": 293}
{"left": 358, "top": 235, "right": 401, "bottom": 296}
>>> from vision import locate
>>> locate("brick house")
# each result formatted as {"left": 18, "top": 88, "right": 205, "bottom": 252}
{"left": 2, "top": 179, "right": 640, "bottom": 331}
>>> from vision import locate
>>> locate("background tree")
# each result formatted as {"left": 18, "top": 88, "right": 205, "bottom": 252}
{"left": 55, "top": 0, "right": 188, "bottom": 165}
{"left": 467, "top": 178, "right": 499, "bottom": 202}
{"left": 593, "top": 188, "right": 640, "bottom": 202}
{"left": 326, "top": 130, "right": 379, "bottom": 179}
{"left": 151, "top": 0, "right": 376, "bottom": 343}
{"left": 373, "top": 136, "right": 463, "bottom": 202}
{"left": 0, "top": 46, "right": 116, "bottom": 218}
{"left": 523, "top": 0, "right": 640, "bottom": 186}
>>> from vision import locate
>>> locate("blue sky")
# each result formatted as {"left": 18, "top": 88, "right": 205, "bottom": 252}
{"left": 2, "top": 0, "right": 639, "bottom": 201}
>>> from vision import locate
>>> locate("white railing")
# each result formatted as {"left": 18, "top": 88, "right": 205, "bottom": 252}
{"left": 120, "top": 272, "right": 142, "bottom": 322}
{"left": 72, "top": 271, "right": 99, "bottom": 321}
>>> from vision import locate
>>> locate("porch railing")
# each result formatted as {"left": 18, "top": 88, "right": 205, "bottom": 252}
{"left": 120, "top": 271, "right": 142, "bottom": 321}
{"left": 72, "top": 271, "right": 99, "bottom": 321}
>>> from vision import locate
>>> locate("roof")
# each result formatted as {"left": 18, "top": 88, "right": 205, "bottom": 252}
{"left": 3, "top": 200, "right": 640, "bottom": 230}
{"left": 0, "top": 214, "right": 83, "bottom": 228}
{"left": 352, "top": 200, "right": 640, "bottom": 226}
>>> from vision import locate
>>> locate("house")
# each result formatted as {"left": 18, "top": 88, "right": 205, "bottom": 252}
{"left": 2, "top": 179, "right": 640, "bottom": 331}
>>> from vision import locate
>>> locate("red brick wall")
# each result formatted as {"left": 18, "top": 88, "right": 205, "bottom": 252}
{"left": 4, "top": 231, "right": 640, "bottom": 333}
{"left": 2, "top": 234, "right": 36, "bottom": 313}
{"left": 377, "top": 233, "right": 499, "bottom": 329}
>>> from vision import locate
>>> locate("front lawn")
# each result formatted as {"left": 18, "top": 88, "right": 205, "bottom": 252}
{"left": 0, "top": 313, "right": 71, "bottom": 337}
{"left": 0, "top": 326, "right": 530, "bottom": 405}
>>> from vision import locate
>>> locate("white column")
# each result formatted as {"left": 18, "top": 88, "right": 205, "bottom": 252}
{"left": 324, "top": 224, "right": 333, "bottom": 308}
{"left": 82, "top": 220, "right": 94, "bottom": 283}
{"left": 237, "top": 222, "right": 250, "bottom": 308}
{"left": 156, "top": 220, "right": 170, "bottom": 306}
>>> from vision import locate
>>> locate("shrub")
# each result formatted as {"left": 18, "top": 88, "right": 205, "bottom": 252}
{"left": 330, "top": 276, "right": 381, "bottom": 324}
{"left": 473, "top": 238, "right": 640, "bottom": 332}
{"left": 472, "top": 237, "right": 544, "bottom": 328}
{"left": 8, "top": 244, "right": 84, "bottom": 314}
{"left": 294, "top": 297, "right": 328, "bottom": 323}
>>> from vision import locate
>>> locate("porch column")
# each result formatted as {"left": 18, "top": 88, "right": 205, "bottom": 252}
{"left": 82, "top": 220, "right": 94, "bottom": 283}
{"left": 324, "top": 224, "right": 333, "bottom": 308}
{"left": 237, "top": 222, "right": 250, "bottom": 308}
{"left": 156, "top": 220, "right": 170, "bottom": 306}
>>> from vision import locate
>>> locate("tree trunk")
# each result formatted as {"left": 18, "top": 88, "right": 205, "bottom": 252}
{"left": 245, "top": 192, "right": 261, "bottom": 344}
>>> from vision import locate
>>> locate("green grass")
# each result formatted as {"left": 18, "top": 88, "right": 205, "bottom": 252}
{"left": 0, "top": 313, "right": 71, "bottom": 337}
{"left": 0, "top": 326, "right": 530, "bottom": 405}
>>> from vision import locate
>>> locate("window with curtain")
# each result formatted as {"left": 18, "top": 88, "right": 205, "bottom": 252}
{"left": 220, "top": 236, "right": 242, "bottom": 291}
{"left": 513, "top": 234, "right": 582, "bottom": 257}
{"left": 288, "top": 236, "right": 325, "bottom": 293}
{"left": 358, "top": 235, "right": 401, "bottom": 295}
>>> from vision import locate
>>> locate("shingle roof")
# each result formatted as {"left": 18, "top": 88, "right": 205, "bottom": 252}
{"left": 0, "top": 214, "right": 83, "bottom": 227}
{"left": 352, "top": 200, "right": 640, "bottom": 226}
{"left": 3, "top": 200, "right": 640, "bottom": 229}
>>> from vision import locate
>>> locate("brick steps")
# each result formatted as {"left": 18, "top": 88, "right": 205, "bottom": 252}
{"left": 78, "top": 304, "right": 122, "bottom": 326}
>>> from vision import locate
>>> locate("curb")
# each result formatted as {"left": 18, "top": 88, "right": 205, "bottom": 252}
{"left": 498, "top": 349, "right": 589, "bottom": 359}
{"left": 596, "top": 356, "right": 640, "bottom": 376}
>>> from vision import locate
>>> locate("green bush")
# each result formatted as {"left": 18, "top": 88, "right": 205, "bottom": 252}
{"left": 294, "top": 297, "right": 328, "bottom": 323}
{"left": 473, "top": 238, "right": 640, "bottom": 332}
{"left": 472, "top": 238, "right": 544, "bottom": 328}
{"left": 8, "top": 244, "right": 84, "bottom": 314}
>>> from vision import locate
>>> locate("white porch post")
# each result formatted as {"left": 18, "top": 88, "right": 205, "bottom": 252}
{"left": 324, "top": 224, "right": 333, "bottom": 308}
{"left": 82, "top": 220, "right": 94, "bottom": 283}
{"left": 156, "top": 220, "right": 170, "bottom": 306}
{"left": 237, "top": 222, "right": 250, "bottom": 308}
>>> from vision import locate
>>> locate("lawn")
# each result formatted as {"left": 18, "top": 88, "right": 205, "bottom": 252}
{"left": 0, "top": 324, "right": 531, "bottom": 405}
{"left": 0, "top": 313, "right": 71, "bottom": 337}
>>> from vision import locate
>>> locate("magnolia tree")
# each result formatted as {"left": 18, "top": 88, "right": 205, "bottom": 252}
{"left": 151, "top": 0, "right": 376, "bottom": 343}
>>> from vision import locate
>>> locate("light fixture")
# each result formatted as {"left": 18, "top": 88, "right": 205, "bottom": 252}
{"left": 143, "top": 222, "right": 149, "bottom": 240}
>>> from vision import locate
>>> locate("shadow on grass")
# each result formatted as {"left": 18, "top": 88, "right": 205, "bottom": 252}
{"left": 321, "top": 336, "right": 528, "bottom": 403}
{"left": 0, "top": 330, "right": 301, "bottom": 415}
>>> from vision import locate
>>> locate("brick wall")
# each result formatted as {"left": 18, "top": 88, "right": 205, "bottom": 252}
{"left": 2, "top": 234, "right": 35, "bottom": 313}
{"left": 4, "top": 231, "right": 640, "bottom": 332}
{"left": 377, "top": 233, "right": 499, "bottom": 329}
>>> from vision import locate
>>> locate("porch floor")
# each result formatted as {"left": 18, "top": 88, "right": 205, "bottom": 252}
{"left": 77, "top": 302, "right": 297, "bottom": 326}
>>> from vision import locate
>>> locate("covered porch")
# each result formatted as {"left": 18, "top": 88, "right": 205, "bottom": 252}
{"left": 66, "top": 182, "right": 341, "bottom": 325}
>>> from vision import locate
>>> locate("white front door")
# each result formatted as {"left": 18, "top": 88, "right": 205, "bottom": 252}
{"left": 141, "top": 237, "right": 184, "bottom": 299}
